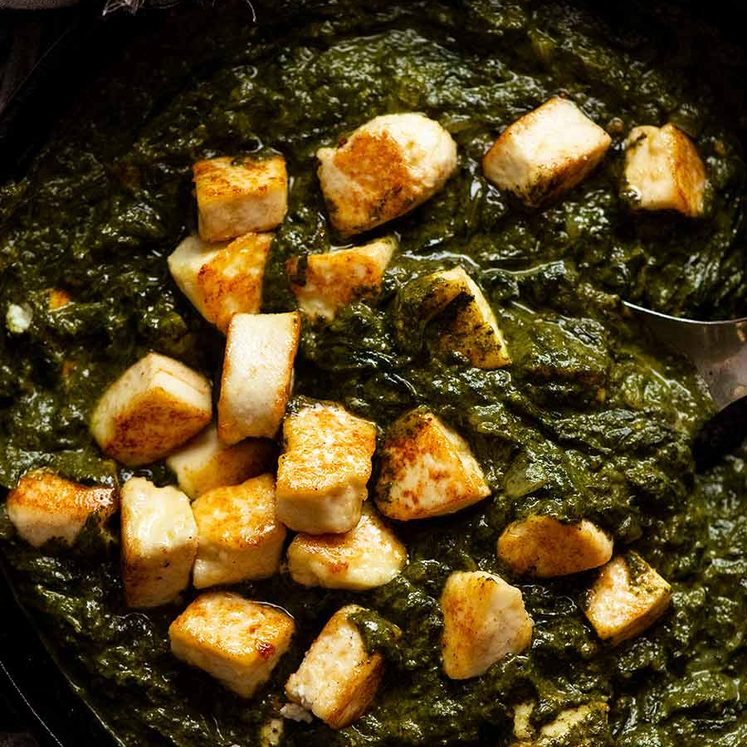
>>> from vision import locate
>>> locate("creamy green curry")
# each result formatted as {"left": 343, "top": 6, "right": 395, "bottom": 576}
{"left": 0, "top": 0, "right": 745, "bottom": 745}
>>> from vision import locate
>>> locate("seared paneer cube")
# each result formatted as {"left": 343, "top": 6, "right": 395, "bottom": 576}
{"left": 497, "top": 516, "right": 613, "bottom": 578}
{"left": 375, "top": 407, "right": 490, "bottom": 521}
{"left": 286, "top": 236, "right": 396, "bottom": 321}
{"left": 623, "top": 123, "right": 706, "bottom": 217}
{"left": 170, "top": 591, "right": 294, "bottom": 698}
{"left": 511, "top": 701, "right": 610, "bottom": 746}
{"left": 217, "top": 312, "right": 301, "bottom": 444}
{"left": 584, "top": 553, "right": 672, "bottom": 645}
{"left": 483, "top": 97, "right": 611, "bottom": 207}
{"left": 194, "top": 155, "right": 288, "bottom": 242}
{"left": 90, "top": 352, "right": 212, "bottom": 467}
{"left": 120, "top": 477, "right": 197, "bottom": 608}
{"left": 287, "top": 505, "right": 407, "bottom": 590}
{"left": 6, "top": 470, "right": 116, "bottom": 548}
{"left": 441, "top": 571, "right": 532, "bottom": 680}
{"left": 417, "top": 267, "right": 510, "bottom": 369}
{"left": 275, "top": 400, "right": 377, "bottom": 535}
{"left": 191, "top": 474, "right": 286, "bottom": 589}
{"left": 317, "top": 113, "right": 457, "bottom": 237}
{"left": 167, "top": 232, "right": 272, "bottom": 333}
{"left": 285, "top": 605, "right": 389, "bottom": 728}
{"left": 166, "top": 423, "right": 275, "bottom": 499}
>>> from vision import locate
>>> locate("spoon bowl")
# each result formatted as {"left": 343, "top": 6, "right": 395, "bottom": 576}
{"left": 624, "top": 301, "right": 747, "bottom": 469}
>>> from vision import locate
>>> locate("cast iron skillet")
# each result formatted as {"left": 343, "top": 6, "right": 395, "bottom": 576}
{"left": 0, "top": 1, "right": 745, "bottom": 744}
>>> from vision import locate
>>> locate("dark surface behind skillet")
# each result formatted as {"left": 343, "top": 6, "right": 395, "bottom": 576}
{"left": 0, "top": 1, "right": 745, "bottom": 745}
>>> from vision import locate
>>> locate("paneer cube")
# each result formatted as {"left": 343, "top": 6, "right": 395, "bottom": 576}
{"left": 168, "top": 232, "right": 272, "bottom": 333}
{"left": 287, "top": 505, "right": 407, "bottom": 590}
{"left": 623, "top": 123, "right": 706, "bottom": 217}
{"left": 286, "top": 236, "right": 396, "bottom": 321}
{"left": 441, "top": 571, "right": 532, "bottom": 680}
{"left": 166, "top": 423, "right": 275, "bottom": 499}
{"left": 191, "top": 474, "right": 286, "bottom": 589}
{"left": 120, "top": 477, "right": 198, "bottom": 608}
{"left": 416, "top": 267, "right": 510, "bottom": 369}
{"left": 511, "top": 701, "right": 610, "bottom": 746}
{"left": 275, "top": 400, "right": 377, "bottom": 534}
{"left": 6, "top": 470, "right": 117, "bottom": 548}
{"left": 375, "top": 408, "right": 490, "bottom": 521}
{"left": 217, "top": 312, "right": 301, "bottom": 444}
{"left": 483, "top": 97, "right": 611, "bottom": 207}
{"left": 285, "top": 605, "right": 387, "bottom": 728}
{"left": 497, "top": 516, "right": 613, "bottom": 578}
{"left": 584, "top": 553, "right": 672, "bottom": 645}
{"left": 90, "top": 352, "right": 212, "bottom": 467}
{"left": 194, "top": 155, "right": 288, "bottom": 242}
{"left": 317, "top": 113, "right": 458, "bottom": 237}
{"left": 170, "top": 591, "right": 294, "bottom": 698}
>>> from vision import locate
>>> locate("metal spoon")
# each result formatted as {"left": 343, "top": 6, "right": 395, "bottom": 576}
{"left": 624, "top": 301, "right": 747, "bottom": 468}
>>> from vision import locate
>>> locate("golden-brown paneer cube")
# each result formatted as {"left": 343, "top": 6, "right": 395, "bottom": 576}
{"left": 287, "top": 505, "right": 407, "bottom": 590}
{"left": 285, "top": 605, "right": 387, "bottom": 728}
{"left": 375, "top": 408, "right": 490, "bottom": 521}
{"left": 623, "top": 123, "right": 706, "bottom": 217}
{"left": 421, "top": 267, "right": 510, "bottom": 369}
{"left": 168, "top": 232, "right": 272, "bottom": 333}
{"left": 191, "top": 474, "right": 286, "bottom": 589}
{"left": 120, "top": 477, "right": 197, "bottom": 608}
{"left": 286, "top": 236, "right": 396, "bottom": 321}
{"left": 511, "top": 701, "right": 610, "bottom": 746}
{"left": 170, "top": 591, "right": 294, "bottom": 698}
{"left": 6, "top": 470, "right": 116, "bottom": 548}
{"left": 217, "top": 312, "right": 301, "bottom": 444}
{"left": 497, "top": 516, "right": 613, "bottom": 578}
{"left": 317, "top": 113, "right": 458, "bottom": 237}
{"left": 90, "top": 352, "right": 212, "bottom": 467}
{"left": 166, "top": 423, "right": 275, "bottom": 500}
{"left": 276, "top": 400, "right": 377, "bottom": 535}
{"left": 441, "top": 571, "right": 532, "bottom": 680}
{"left": 194, "top": 155, "right": 288, "bottom": 242}
{"left": 584, "top": 553, "right": 672, "bottom": 645}
{"left": 483, "top": 97, "right": 611, "bottom": 207}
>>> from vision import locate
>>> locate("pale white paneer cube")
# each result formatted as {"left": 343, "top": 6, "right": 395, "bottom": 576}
{"left": 194, "top": 155, "right": 288, "bottom": 242}
{"left": 286, "top": 237, "right": 396, "bottom": 321}
{"left": 166, "top": 423, "right": 275, "bottom": 499}
{"left": 275, "top": 400, "right": 377, "bottom": 535}
{"left": 90, "top": 352, "right": 212, "bottom": 467}
{"left": 511, "top": 701, "right": 609, "bottom": 746}
{"left": 287, "top": 505, "right": 407, "bottom": 590}
{"left": 120, "top": 477, "right": 198, "bottom": 608}
{"left": 420, "top": 267, "right": 510, "bottom": 369}
{"left": 584, "top": 553, "right": 672, "bottom": 645}
{"left": 6, "top": 470, "right": 117, "bottom": 548}
{"left": 317, "top": 113, "right": 458, "bottom": 237}
{"left": 217, "top": 312, "right": 301, "bottom": 444}
{"left": 483, "top": 97, "right": 611, "bottom": 207}
{"left": 623, "top": 123, "right": 706, "bottom": 217}
{"left": 191, "top": 473, "right": 286, "bottom": 589}
{"left": 285, "top": 605, "right": 388, "bottom": 728}
{"left": 168, "top": 232, "right": 272, "bottom": 333}
{"left": 440, "top": 571, "right": 532, "bottom": 680}
{"left": 169, "top": 591, "right": 294, "bottom": 698}
{"left": 497, "top": 516, "right": 613, "bottom": 578}
{"left": 375, "top": 408, "right": 490, "bottom": 521}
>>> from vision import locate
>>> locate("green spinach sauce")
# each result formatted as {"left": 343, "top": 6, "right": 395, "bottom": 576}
{"left": 0, "top": 1, "right": 746, "bottom": 745}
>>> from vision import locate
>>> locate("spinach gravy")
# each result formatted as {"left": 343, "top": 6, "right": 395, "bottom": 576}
{"left": 0, "top": 1, "right": 746, "bottom": 745}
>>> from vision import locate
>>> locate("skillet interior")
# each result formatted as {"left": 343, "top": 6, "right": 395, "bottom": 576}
{"left": 0, "top": 1, "right": 746, "bottom": 745}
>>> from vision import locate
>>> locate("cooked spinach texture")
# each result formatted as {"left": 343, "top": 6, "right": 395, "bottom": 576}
{"left": 1, "top": 0, "right": 746, "bottom": 745}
